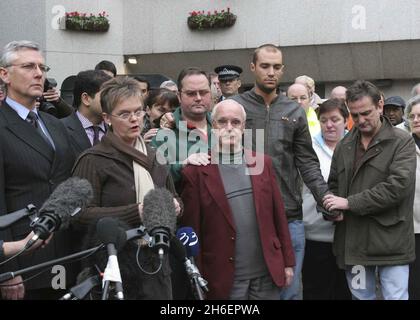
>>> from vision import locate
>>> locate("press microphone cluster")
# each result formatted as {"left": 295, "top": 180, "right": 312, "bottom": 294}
{"left": 26, "top": 177, "right": 93, "bottom": 249}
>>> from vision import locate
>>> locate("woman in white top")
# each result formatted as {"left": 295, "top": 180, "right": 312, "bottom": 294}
{"left": 302, "top": 99, "right": 351, "bottom": 300}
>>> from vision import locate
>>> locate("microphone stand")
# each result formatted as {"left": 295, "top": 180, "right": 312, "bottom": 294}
{"left": 60, "top": 274, "right": 101, "bottom": 300}
{"left": 192, "top": 276, "right": 205, "bottom": 300}
{"left": 0, "top": 244, "right": 104, "bottom": 283}
{"left": 185, "top": 257, "right": 208, "bottom": 301}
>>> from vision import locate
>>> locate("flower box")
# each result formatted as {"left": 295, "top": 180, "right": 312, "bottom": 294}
{"left": 65, "top": 11, "right": 110, "bottom": 32}
{"left": 188, "top": 8, "right": 236, "bottom": 30}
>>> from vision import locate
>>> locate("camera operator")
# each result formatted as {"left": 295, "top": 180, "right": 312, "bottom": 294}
{"left": 36, "top": 78, "right": 73, "bottom": 118}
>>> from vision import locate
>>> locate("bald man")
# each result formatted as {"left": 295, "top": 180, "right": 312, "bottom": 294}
{"left": 330, "top": 86, "right": 347, "bottom": 100}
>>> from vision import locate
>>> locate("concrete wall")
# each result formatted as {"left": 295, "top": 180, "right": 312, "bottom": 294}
{"left": 0, "top": 0, "right": 46, "bottom": 49}
{"left": 44, "top": 0, "right": 125, "bottom": 86}
{"left": 123, "top": 0, "right": 420, "bottom": 54}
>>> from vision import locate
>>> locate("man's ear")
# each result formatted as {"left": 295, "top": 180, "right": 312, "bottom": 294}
{"left": 81, "top": 92, "right": 91, "bottom": 106}
{"left": 0, "top": 67, "right": 10, "bottom": 85}
{"left": 237, "top": 79, "right": 242, "bottom": 88}
{"left": 250, "top": 62, "right": 256, "bottom": 73}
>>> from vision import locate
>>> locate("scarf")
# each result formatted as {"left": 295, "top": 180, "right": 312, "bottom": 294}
{"left": 104, "top": 132, "right": 155, "bottom": 203}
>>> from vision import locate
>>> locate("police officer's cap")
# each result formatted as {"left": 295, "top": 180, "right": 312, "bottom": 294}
{"left": 214, "top": 65, "right": 243, "bottom": 81}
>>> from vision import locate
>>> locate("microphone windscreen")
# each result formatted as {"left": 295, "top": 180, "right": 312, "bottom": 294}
{"left": 176, "top": 227, "right": 200, "bottom": 258}
{"left": 142, "top": 188, "right": 176, "bottom": 234}
{"left": 39, "top": 177, "right": 93, "bottom": 229}
{"left": 96, "top": 217, "right": 127, "bottom": 251}
{"left": 169, "top": 237, "right": 187, "bottom": 262}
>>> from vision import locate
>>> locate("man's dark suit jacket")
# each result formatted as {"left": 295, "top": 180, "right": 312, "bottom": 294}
{"left": 60, "top": 111, "right": 92, "bottom": 158}
{"left": 0, "top": 102, "right": 77, "bottom": 290}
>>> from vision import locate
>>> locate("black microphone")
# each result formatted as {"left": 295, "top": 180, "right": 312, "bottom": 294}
{"left": 142, "top": 188, "right": 177, "bottom": 260}
{"left": 60, "top": 274, "right": 101, "bottom": 300}
{"left": 0, "top": 204, "right": 38, "bottom": 230}
{"left": 175, "top": 227, "right": 209, "bottom": 295}
{"left": 96, "top": 217, "right": 127, "bottom": 300}
{"left": 26, "top": 177, "right": 93, "bottom": 249}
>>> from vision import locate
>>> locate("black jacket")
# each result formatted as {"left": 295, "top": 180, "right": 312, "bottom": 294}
{"left": 0, "top": 102, "right": 78, "bottom": 290}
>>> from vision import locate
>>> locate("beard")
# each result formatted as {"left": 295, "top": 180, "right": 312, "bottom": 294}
{"left": 255, "top": 80, "right": 277, "bottom": 94}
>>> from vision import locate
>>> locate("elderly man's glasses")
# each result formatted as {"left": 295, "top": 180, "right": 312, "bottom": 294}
{"left": 6, "top": 63, "right": 50, "bottom": 73}
{"left": 109, "top": 110, "right": 145, "bottom": 121}
{"left": 215, "top": 118, "right": 243, "bottom": 128}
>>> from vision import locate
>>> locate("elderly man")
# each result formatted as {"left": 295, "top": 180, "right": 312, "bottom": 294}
{"left": 181, "top": 99, "right": 295, "bottom": 300}
{"left": 324, "top": 80, "right": 416, "bottom": 300}
{"left": 0, "top": 40, "right": 77, "bottom": 299}
{"left": 330, "top": 86, "right": 347, "bottom": 100}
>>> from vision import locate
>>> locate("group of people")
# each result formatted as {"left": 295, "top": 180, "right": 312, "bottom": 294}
{"left": 0, "top": 39, "right": 419, "bottom": 301}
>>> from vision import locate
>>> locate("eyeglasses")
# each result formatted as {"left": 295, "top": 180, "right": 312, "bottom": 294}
{"left": 408, "top": 113, "right": 420, "bottom": 121}
{"left": 181, "top": 90, "right": 211, "bottom": 98}
{"left": 215, "top": 118, "right": 243, "bottom": 128}
{"left": 109, "top": 110, "right": 145, "bottom": 121}
{"left": 6, "top": 63, "right": 51, "bottom": 73}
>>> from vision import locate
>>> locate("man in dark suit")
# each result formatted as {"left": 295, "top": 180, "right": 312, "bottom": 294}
{"left": 0, "top": 40, "right": 77, "bottom": 299}
{"left": 61, "top": 70, "right": 111, "bottom": 157}
{"left": 180, "top": 99, "right": 295, "bottom": 300}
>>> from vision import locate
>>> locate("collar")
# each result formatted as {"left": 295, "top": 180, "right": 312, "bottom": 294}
{"left": 76, "top": 110, "right": 106, "bottom": 131}
{"left": 6, "top": 96, "right": 37, "bottom": 121}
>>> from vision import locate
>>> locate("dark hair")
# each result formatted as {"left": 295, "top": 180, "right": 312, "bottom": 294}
{"left": 133, "top": 76, "right": 150, "bottom": 91}
{"left": 145, "top": 88, "right": 178, "bottom": 111}
{"left": 252, "top": 44, "right": 281, "bottom": 64}
{"left": 177, "top": 67, "right": 209, "bottom": 92}
{"left": 100, "top": 76, "right": 143, "bottom": 114}
{"left": 73, "top": 70, "right": 112, "bottom": 108}
{"left": 318, "top": 98, "right": 349, "bottom": 120}
{"left": 346, "top": 80, "right": 381, "bottom": 106}
{"left": 94, "top": 60, "right": 117, "bottom": 77}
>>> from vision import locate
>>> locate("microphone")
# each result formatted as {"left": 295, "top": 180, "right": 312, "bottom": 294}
{"left": 176, "top": 226, "right": 200, "bottom": 258}
{"left": 175, "top": 227, "right": 209, "bottom": 295}
{"left": 26, "top": 177, "right": 93, "bottom": 249}
{"left": 60, "top": 274, "right": 101, "bottom": 300}
{"left": 0, "top": 204, "right": 38, "bottom": 230}
{"left": 142, "top": 188, "right": 177, "bottom": 259}
{"left": 96, "top": 217, "right": 127, "bottom": 300}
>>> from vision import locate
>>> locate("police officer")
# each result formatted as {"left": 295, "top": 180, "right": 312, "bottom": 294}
{"left": 214, "top": 65, "right": 243, "bottom": 100}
